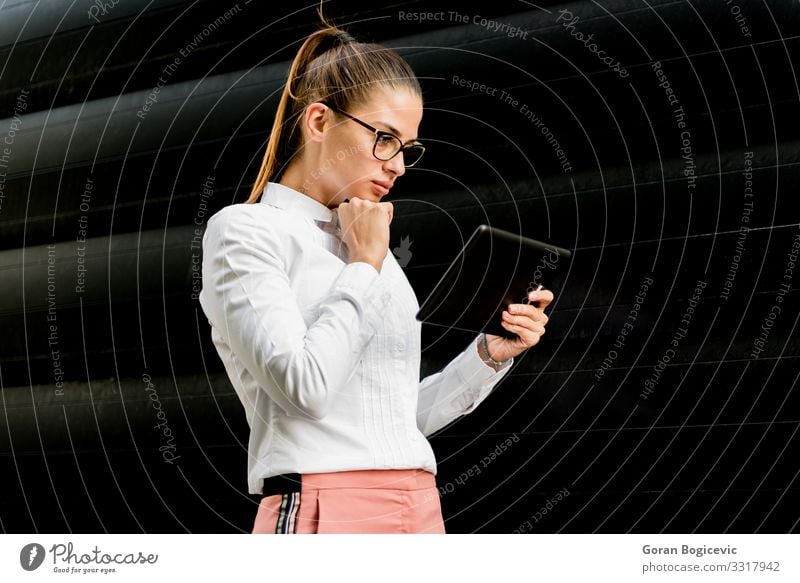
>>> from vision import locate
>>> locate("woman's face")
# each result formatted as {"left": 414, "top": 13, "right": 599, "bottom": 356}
{"left": 315, "top": 87, "right": 423, "bottom": 205}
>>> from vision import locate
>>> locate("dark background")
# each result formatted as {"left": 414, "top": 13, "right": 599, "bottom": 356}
{"left": 1, "top": 0, "right": 798, "bottom": 533}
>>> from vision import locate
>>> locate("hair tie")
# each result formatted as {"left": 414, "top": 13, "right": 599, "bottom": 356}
{"left": 335, "top": 30, "right": 355, "bottom": 44}
{"left": 318, "top": 29, "right": 355, "bottom": 54}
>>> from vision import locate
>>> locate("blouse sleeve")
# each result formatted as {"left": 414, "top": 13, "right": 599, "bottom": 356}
{"left": 416, "top": 334, "right": 513, "bottom": 437}
{"left": 199, "top": 208, "right": 391, "bottom": 421}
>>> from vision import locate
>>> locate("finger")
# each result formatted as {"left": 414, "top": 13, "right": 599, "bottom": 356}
{"left": 528, "top": 289, "right": 554, "bottom": 309}
{"left": 500, "top": 319, "right": 523, "bottom": 337}
{"left": 501, "top": 319, "right": 542, "bottom": 346}
{"left": 503, "top": 312, "right": 546, "bottom": 335}
{"left": 503, "top": 309, "right": 533, "bottom": 327}
{"left": 383, "top": 202, "right": 393, "bottom": 224}
{"left": 503, "top": 316, "right": 545, "bottom": 335}
{"left": 507, "top": 304, "right": 549, "bottom": 324}
{"left": 502, "top": 311, "right": 533, "bottom": 331}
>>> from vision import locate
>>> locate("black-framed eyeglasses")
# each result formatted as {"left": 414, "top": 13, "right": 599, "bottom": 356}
{"left": 320, "top": 100, "right": 425, "bottom": 167}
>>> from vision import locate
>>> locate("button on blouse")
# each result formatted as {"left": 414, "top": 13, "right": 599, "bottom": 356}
{"left": 199, "top": 182, "right": 513, "bottom": 495}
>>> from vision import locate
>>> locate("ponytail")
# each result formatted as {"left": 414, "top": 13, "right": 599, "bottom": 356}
{"left": 245, "top": 12, "right": 421, "bottom": 204}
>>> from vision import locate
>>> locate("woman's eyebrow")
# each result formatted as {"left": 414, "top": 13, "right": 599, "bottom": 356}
{"left": 375, "top": 120, "right": 401, "bottom": 136}
{"left": 375, "top": 120, "right": 418, "bottom": 143}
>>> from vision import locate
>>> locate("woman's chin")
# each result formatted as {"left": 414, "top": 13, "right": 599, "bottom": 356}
{"left": 351, "top": 193, "right": 383, "bottom": 202}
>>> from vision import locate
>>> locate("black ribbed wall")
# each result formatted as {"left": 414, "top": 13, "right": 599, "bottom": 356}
{"left": 1, "top": 0, "right": 798, "bottom": 533}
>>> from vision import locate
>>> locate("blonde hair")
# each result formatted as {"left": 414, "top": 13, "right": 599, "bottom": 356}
{"left": 245, "top": 12, "right": 421, "bottom": 204}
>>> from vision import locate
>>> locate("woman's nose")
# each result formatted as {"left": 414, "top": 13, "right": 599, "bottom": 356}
{"left": 383, "top": 152, "right": 406, "bottom": 177}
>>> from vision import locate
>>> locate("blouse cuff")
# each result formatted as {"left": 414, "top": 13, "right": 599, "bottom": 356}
{"left": 457, "top": 334, "right": 514, "bottom": 384}
{"left": 448, "top": 335, "right": 513, "bottom": 414}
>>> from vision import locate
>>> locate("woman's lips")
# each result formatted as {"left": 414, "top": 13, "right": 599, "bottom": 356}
{"left": 371, "top": 181, "right": 390, "bottom": 196}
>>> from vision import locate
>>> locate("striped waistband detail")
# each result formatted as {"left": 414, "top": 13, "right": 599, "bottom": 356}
{"left": 275, "top": 491, "right": 301, "bottom": 534}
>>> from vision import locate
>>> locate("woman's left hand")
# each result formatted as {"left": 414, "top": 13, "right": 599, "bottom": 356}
{"left": 485, "top": 288, "right": 555, "bottom": 362}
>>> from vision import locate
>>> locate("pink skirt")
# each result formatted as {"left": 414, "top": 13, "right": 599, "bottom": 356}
{"left": 251, "top": 469, "right": 446, "bottom": 534}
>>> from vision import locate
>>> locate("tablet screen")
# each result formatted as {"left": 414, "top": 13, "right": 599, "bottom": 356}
{"left": 415, "top": 225, "right": 571, "bottom": 339}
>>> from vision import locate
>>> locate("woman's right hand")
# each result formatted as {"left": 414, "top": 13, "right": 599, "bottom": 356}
{"left": 337, "top": 198, "right": 393, "bottom": 273}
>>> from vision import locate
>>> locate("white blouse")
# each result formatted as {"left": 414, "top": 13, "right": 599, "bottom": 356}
{"left": 199, "top": 182, "right": 513, "bottom": 495}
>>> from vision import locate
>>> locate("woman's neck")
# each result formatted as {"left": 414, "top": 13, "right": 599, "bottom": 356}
{"left": 278, "top": 163, "right": 337, "bottom": 209}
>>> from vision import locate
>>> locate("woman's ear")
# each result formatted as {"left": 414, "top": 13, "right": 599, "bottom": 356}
{"left": 304, "top": 102, "right": 330, "bottom": 143}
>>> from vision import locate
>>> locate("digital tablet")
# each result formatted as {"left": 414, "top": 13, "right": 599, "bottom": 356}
{"left": 415, "top": 224, "right": 571, "bottom": 339}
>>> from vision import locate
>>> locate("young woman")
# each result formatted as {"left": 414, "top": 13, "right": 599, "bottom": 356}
{"left": 199, "top": 21, "right": 553, "bottom": 534}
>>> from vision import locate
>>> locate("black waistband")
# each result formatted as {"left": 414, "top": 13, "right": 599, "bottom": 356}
{"left": 261, "top": 473, "right": 302, "bottom": 497}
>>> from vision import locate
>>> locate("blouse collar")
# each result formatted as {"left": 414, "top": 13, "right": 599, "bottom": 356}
{"left": 260, "top": 182, "right": 336, "bottom": 224}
